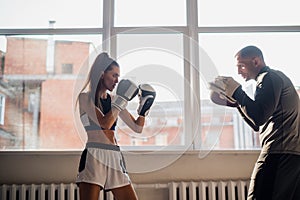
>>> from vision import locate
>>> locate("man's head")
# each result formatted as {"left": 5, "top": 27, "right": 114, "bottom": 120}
{"left": 235, "top": 45, "right": 266, "bottom": 81}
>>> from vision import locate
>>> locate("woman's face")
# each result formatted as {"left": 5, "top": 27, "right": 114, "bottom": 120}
{"left": 101, "top": 65, "right": 120, "bottom": 91}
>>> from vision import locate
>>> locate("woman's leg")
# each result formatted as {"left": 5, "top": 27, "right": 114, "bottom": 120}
{"left": 79, "top": 182, "right": 101, "bottom": 200}
{"left": 111, "top": 184, "right": 138, "bottom": 200}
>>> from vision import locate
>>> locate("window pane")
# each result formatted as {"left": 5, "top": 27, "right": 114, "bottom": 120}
{"left": 0, "top": 35, "right": 102, "bottom": 150}
{"left": 199, "top": 32, "right": 300, "bottom": 86}
{"left": 198, "top": 0, "right": 300, "bottom": 26}
{"left": 115, "top": 33, "right": 185, "bottom": 149}
{"left": 1, "top": 0, "right": 103, "bottom": 28}
{"left": 198, "top": 32, "right": 300, "bottom": 150}
{"left": 115, "top": 0, "right": 186, "bottom": 27}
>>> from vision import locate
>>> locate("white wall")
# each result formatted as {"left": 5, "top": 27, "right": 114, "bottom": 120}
{"left": 0, "top": 150, "right": 259, "bottom": 183}
{"left": 0, "top": 150, "right": 260, "bottom": 199}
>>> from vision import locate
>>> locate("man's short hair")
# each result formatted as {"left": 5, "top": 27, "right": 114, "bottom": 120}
{"left": 235, "top": 45, "right": 264, "bottom": 60}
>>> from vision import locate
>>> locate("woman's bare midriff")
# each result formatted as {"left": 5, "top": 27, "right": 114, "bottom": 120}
{"left": 86, "top": 129, "right": 117, "bottom": 145}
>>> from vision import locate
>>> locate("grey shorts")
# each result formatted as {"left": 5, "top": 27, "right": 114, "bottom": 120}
{"left": 76, "top": 142, "right": 131, "bottom": 191}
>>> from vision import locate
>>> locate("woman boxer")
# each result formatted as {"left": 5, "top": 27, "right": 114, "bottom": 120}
{"left": 75, "top": 52, "right": 155, "bottom": 200}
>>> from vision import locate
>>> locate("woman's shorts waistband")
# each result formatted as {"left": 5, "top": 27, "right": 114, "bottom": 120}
{"left": 86, "top": 142, "right": 120, "bottom": 151}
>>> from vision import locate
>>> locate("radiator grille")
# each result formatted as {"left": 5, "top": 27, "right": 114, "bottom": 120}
{"left": 1, "top": 180, "right": 250, "bottom": 200}
{"left": 0, "top": 183, "right": 114, "bottom": 200}
{"left": 169, "top": 180, "right": 250, "bottom": 200}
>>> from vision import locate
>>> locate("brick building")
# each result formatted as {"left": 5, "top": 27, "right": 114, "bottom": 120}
{"left": 1, "top": 37, "right": 89, "bottom": 149}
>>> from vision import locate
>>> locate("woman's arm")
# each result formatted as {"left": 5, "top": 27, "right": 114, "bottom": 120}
{"left": 79, "top": 93, "right": 120, "bottom": 130}
{"left": 119, "top": 109, "right": 145, "bottom": 133}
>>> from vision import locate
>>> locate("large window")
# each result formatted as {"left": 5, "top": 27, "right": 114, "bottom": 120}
{"left": 0, "top": 0, "right": 299, "bottom": 151}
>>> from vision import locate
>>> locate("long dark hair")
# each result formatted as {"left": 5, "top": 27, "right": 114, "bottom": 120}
{"left": 76, "top": 52, "right": 119, "bottom": 109}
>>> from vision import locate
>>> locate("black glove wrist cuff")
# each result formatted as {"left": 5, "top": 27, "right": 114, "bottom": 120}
{"left": 232, "top": 86, "right": 245, "bottom": 105}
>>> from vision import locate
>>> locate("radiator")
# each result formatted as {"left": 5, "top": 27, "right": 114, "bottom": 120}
{"left": 169, "top": 180, "right": 250, "bottom": 200}
{"left": 1, "top": 180, "right": 250, "bottom": 200}
{"left": 0, "top": 183, "right": 114, "bottom": 200}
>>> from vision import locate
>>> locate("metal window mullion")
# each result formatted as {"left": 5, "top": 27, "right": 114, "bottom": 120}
{"left": 0, "top": 28, "right": 103, "bottom": 36}
{"left": 111, "top": 26, "right": 187, "bottom": 34}
{"left": 0, "top": 95, "right": 5, "bottom": 125}
{"left": 198, "top": 26, "right": 300, "bottom": 33}
{"left": 187, "top": 0, "right": 201, "bottom": 150}
{"left": 2, "top": 26, "right": 299, "bottom": 36}
{"left": 182, "top": 32, "right": 193, "bottom": 148}
{"left": 102, "top": 0, "right": 115, "bottom": 53}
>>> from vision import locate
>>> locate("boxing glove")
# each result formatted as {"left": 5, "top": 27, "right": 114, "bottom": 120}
{"left": 209, "top": 76, "right": 241, "bottom": 98}
{"left": 137, "top": 84, "right": 156, "bottom": 116}
{"left": 210, "top": 91, "right": 238, "bottom": 107}
{"left": 112, "top": 79, "right": 139, "bottom": 111}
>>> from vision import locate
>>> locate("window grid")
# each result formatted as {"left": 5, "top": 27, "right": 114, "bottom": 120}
{"left": 0, "top": 0, "right": 299, "bottom": 150}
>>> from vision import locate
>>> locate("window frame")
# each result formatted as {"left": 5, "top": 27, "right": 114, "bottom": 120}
{"left": 0, "top": 0, "right": 299, "bottom": 151}
{"left": 0, "top": 94, "right": 5, "bottom": 125}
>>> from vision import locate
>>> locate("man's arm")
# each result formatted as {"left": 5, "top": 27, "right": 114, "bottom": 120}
{"left": 233, "top": 73, "right": 281, "bottom": 126}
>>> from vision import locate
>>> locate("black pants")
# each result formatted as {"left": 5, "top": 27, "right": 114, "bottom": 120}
{"left": 247, "top": 153, "right": 300, "bottom": 200}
